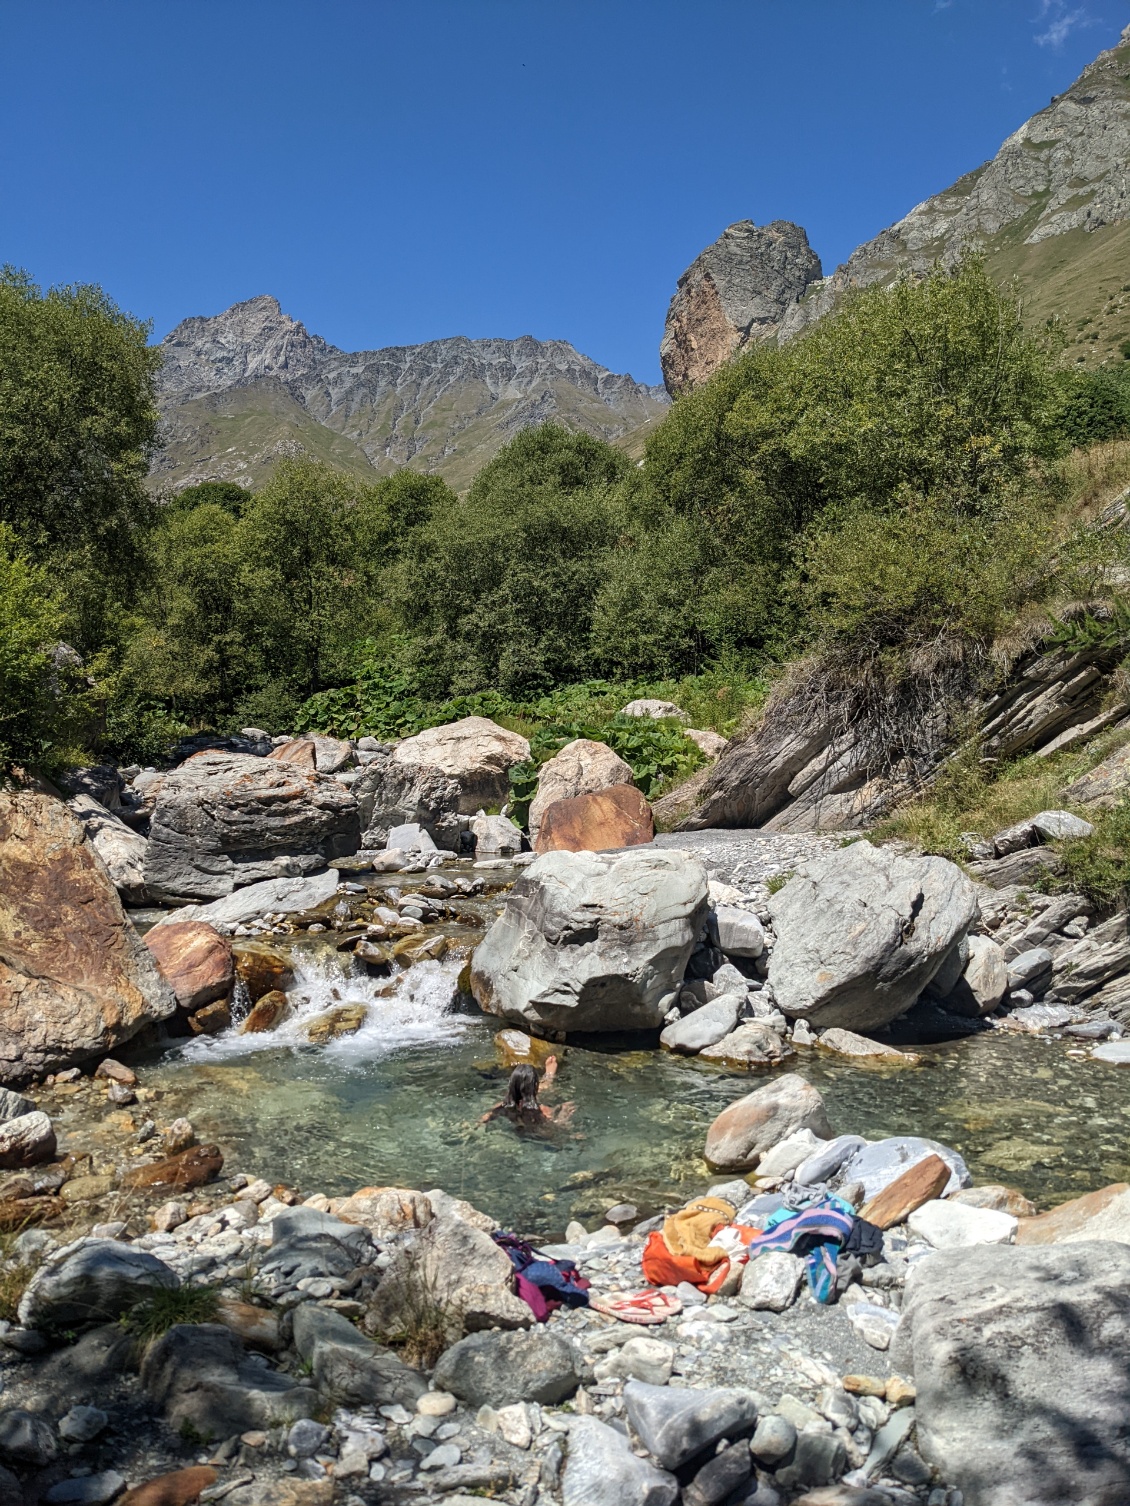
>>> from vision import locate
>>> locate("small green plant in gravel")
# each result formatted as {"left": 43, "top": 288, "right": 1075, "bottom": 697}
{"left": 123, "top": 1283, "right": 220, "bottom": 1347}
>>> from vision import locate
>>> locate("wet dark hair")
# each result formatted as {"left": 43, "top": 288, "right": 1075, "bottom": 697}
{"left": 505, "top": 1064, "right": 540, "bottom": 1110}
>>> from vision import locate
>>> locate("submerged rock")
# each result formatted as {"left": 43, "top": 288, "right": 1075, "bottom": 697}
{"left": 471, "top": 847, "right": 709, "bottom": 1033}
{"left": 0, "top": 789, "right": 177, "bottom": 1080}
{"left": 768, "top": 842, "right": 978, "bottom": 1030}
{"left": 704, "top": 1075, "right": 831, "bottom": 1171}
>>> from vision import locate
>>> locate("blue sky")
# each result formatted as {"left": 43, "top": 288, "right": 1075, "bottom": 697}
{"left": 0, "top": 1, "right": 1124, "bottom": 384}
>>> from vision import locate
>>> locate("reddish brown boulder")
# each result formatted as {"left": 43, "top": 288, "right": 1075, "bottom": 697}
{"left": 1016, "top": 1182, "right": 1130, "bottom": 1245}
{"left": 145, "top": 922, "right": 233, "bottom": 1012}
{"left": 94, "top": 1058, "right": 138, "bottom": 1086}
{"left": 122, "top": 1144, "right": 223, "bottom": 1191}
{"left": 118, "top": 1468, "right": 218, "bottom": 1506}
{"left": 0, "top": 790, "right": 177, "bottom": 1080}
{"left": 188, "top": 999, "right": 231, "bottom": 1035}
{"left": 268, "top": 738, "right": 317, "bottom": 770}
{"left": 860, "top": 1153, "right": 951, "bottom": 1230}
{"left": 534, "top": 783, "right": 654, "bottom": 855}
{"left": 241, "top": 989, "right": 291, "bottom": 1034}
{"left": 232, "top": 940, "right": 294, "bottom": 1001}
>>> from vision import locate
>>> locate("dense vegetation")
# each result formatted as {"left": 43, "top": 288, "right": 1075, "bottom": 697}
{"left": 4, "top": 252, "right": 1130, "bottom": 792}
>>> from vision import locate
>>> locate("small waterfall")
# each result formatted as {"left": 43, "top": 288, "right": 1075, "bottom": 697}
{"left": 179, "top": 945, "right": 468, "bottom": 1065}
{"left": 229, "top": 977, "right": 251, "bottom": 1026}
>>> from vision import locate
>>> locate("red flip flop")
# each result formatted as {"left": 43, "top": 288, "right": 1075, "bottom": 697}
{"left": 590, "top": 1289, "right": 683, "bottom": 1325}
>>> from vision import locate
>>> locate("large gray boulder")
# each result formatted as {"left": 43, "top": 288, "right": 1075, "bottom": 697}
{"left": 19, "top": 1239, "right": 179, "bottom": 1329}
{"left": 353, "top": 746, "right": 466, "bottom": 851}
{"left": 151, "top": 868, "right": 340, "bottom": 931}
{"left": 432, "top": 1328, "right": 581, "bottom": 1409}
{"left": 356, "top": 716, "right": 531, "bottom": 850}
{"left": 67, "top": 793, "right": 149, "bottom": 904}
{"left": 365, "top": 1215, "right": 531, "bottom": 1344}
{"left": 141, "top": 1323, "right": 318, "bottom": 1435}
{"left": 660, "top": 993, "right": 740, "bottom": 1054}
{"left": 768, "top": 842, "right": 979, "bottom": 1030}
{"left": 893, "top": 1242, "right": 1130, "bottom": 1506}
{"left": 291, "top": 1302, "right": 425, "bottom": 1407}
{"left": 471, "top": 848, "right": 709, "bottom": 1033}
{"left": 563, "top": 1415, "right": 678, "bottom": 1506}
{"left": 144, "top": 752, "right": 360, "bottom": 903}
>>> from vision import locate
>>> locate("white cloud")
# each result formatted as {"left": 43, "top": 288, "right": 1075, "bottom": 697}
{"left": 1033, "top": 0, "right": 1090, "bottom": 48}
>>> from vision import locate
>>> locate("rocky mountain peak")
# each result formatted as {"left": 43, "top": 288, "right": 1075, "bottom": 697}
{"left": 660, "top": 220, "right": 822, "bottom": 395}
{"left": 158, "top": 294, "right": 337, "bottom": 401}
{"left": 780, "top": 25, "right": 1130, "bottom": 340}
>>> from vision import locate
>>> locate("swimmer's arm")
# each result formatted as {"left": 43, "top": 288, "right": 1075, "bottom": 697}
{"left": 480, "top": 1103, "right": 503, "bottom": 1123}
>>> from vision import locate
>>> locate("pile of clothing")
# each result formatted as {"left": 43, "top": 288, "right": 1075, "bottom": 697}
{"left": 492, "top": 1231, "right": 591, "bottom": 1321}
{"left": 641, "top": 1186, "right": 882, "bottom": 1304}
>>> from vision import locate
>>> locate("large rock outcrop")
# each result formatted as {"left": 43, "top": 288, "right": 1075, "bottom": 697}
{"left": 768, "top": 842, "right": 978, "bottom": 1030}
{"left": 0, "top": 790, "right": 177, "bottom": 1081}
{"left": 470, "top": 848, "right": 709, "bottom": 1033}
{"left": 659, "top": 641, "right": 1128, "bottom": 835}
{"left": 354, "top": 716, "right": 530, "bottom": 850}
{"left": 893, "top": 1241, "right": 1130, "bottom": 1506}
{"left": 660, "top": 220, "right": 822, "bottom": 395}
{"left": 144, "top": 752, "right": 360, "bottom": 903}
{"left": 528, "top": 739, "right": 633, "bottom": 842}
{"left": 781, "top": 25, "right": 1130, "bottom": 344}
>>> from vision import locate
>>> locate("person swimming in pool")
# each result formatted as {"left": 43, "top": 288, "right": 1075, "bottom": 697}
{"left": 481, "top": 1058, "right": 575, "bottom": 1127}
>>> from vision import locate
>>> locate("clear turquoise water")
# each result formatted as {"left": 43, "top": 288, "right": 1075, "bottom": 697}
{"left": 138, "top": 938, "right": 1130, "bottom": 1238}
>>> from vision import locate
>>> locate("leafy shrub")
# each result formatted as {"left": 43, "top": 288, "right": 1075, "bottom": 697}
{"left": 1059, "top": 800, "right": 1130, "bottom": 910}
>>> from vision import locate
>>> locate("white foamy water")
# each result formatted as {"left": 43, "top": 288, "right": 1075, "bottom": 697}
{"left": 177, "top": 948, "right": 469, "bottom": 1067}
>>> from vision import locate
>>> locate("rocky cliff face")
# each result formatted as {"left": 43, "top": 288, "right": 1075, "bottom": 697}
{"left": 665, "top": 25, "right": 1130, "bottom": 390}
{"left": 659, "top": 221, "right": 822, "bottom": 395}
{"left": 781, "top": 23, "right": 1130, "bottom": 341}
{"left": 152, "top": 297, "right": 669, "bottom": 493}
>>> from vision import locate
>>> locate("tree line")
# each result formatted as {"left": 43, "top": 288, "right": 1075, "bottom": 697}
{"left": 2, "top": 255, "right": 1128, "bottom": 773}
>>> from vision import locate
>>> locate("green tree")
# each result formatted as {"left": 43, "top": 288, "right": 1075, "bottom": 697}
{"left": 121, "top": 501, "right": 248, "bottom": 719}
{"left": 0, "top": 525, "right": 86, "bottom": 773}
{"left": 236, "top": 457, "right": 385, "bottom": 702}
{"left": 390, "top": 425, "right": 630, "bottom": 695}
{"left": 0, "top": 268, "right": 160, "bottom": 570}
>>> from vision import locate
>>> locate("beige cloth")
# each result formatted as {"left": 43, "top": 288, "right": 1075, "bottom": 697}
{"left": 661, "top": 1196, "right": 737, "bottom": 1269}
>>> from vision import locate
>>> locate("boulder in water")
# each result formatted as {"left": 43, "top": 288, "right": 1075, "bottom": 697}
{"left": 768, "top": 842, "right": 978, "bottom": 1030}
{"left": 470, "top": 847, "right": 709, "bottom": 1033}
{"left": 704, "top": 1075, "right": 831, "bottom": 1171}
{"left": 145, "top": 921, "right": 234, "bottom": 1012}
